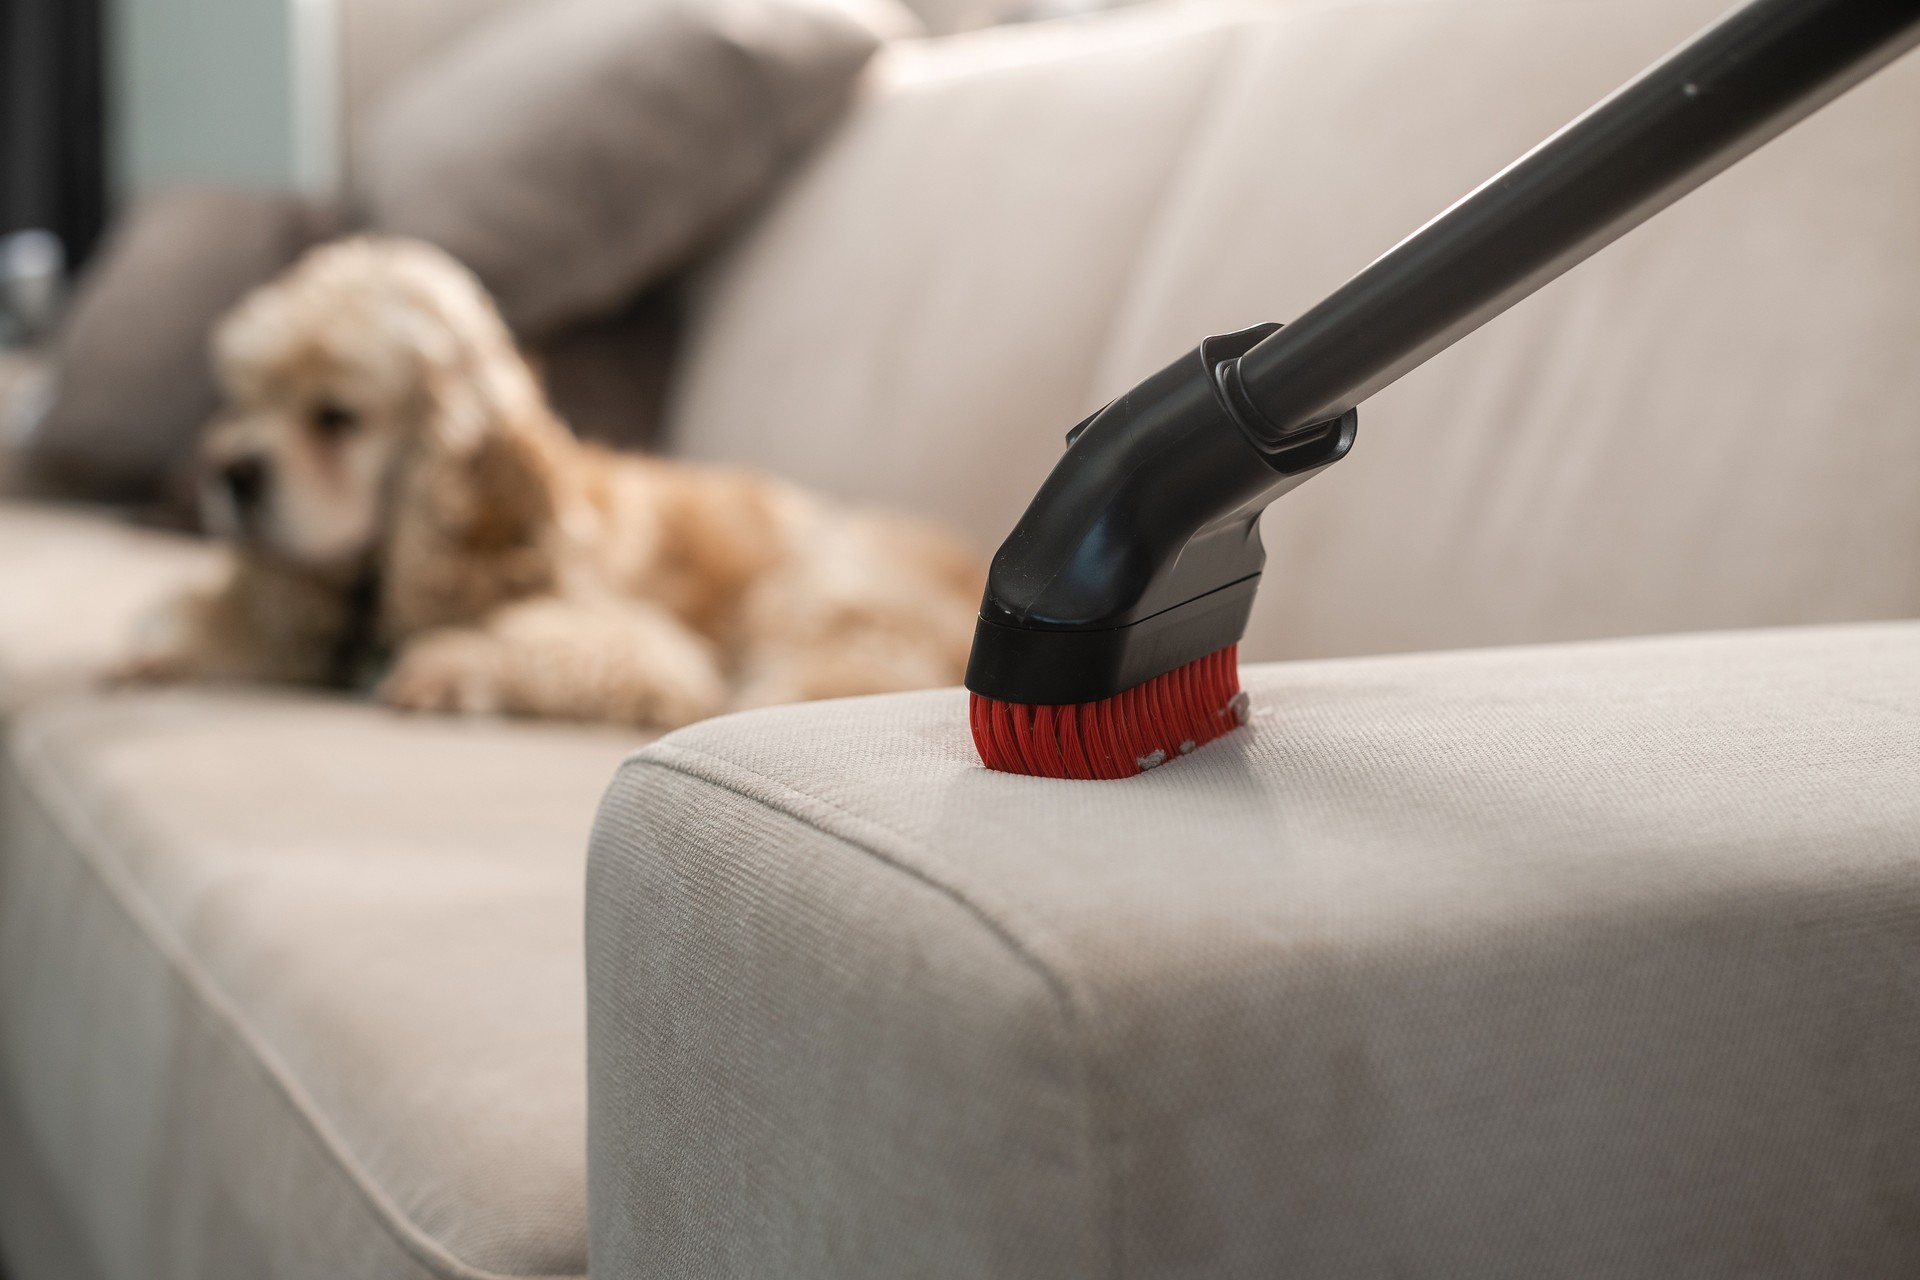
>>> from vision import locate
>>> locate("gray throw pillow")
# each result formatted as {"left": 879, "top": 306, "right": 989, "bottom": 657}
{"left": 25, "top": 188, "right": 340, "bottom": 506}
{"left": 357, "top": 0, "right": 914, "bottom": 337}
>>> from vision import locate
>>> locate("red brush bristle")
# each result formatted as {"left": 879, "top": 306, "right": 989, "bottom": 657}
{"left": 969, "top": 644, "right": 1250, "bottom": 779}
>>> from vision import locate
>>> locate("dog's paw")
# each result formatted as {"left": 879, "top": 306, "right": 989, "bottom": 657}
{"left": 379, "top": 632, "right": 503, "bottom": 715}
{"left": 603, "top": 664, "right": 726, "bottom": 730}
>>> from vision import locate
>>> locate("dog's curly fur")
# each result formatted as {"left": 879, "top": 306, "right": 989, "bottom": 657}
{"left": 125, "top": 237, "right": 983, "bottom": 727}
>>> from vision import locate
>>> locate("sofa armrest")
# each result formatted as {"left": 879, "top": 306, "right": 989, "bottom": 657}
{"left": 585, "top": 622, "right": 1920, "bottom": 1279}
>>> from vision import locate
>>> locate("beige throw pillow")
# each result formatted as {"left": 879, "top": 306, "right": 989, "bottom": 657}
{"left": 357, "top": 0, "right": 914, "bottom": 336}
{"left": 25, "top": 188, "right": 340, "bottom": 507}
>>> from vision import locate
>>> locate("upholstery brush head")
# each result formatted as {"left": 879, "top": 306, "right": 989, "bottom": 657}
{"left": 969, "top": 644, "right": 1248, "bottom": 779}
{"left": 962, "top": 322, "right": 1354, "bottom": 780}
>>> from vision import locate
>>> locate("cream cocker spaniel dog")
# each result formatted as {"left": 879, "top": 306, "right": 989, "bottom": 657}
{"left": 128, "top": 237, "right": 982, "bottom": 728}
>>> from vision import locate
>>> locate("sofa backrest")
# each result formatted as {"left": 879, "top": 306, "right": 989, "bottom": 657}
{"left": 665, "top": 0, "right": 1920, "bottom": 661}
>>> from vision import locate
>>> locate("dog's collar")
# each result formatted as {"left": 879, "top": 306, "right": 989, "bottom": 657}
{"left": 328, "top": 565, "right": 389, "bottom": 691}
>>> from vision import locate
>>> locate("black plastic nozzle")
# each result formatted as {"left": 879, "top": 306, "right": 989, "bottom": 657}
{"left": 964, "top": 323, "right": 1353, "bottom": 706}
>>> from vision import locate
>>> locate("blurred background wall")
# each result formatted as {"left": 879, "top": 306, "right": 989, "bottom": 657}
{"left": 112, "top": 0, "right": 339, "bottom": 201}
{"left": 2, "top": 0, "right": 336, "bottom": 290}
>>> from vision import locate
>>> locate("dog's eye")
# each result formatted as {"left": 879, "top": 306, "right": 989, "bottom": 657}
{"left": 311, "top": 400, "right": 359, "bottom": 439}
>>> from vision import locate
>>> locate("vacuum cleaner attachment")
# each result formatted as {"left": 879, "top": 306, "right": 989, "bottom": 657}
{"left": 966, "top": 0, "right": 1920, "bottom": 778}
{"left": 964, "top": 322, "right": 1354, "bottom": 778}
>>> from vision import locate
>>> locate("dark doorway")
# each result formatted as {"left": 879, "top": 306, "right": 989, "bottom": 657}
{"left": 2, "top": 0, "right": 109, "bottom": 272}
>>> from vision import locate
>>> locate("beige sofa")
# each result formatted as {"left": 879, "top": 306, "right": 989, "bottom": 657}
{"left": 4, "top": 0, "right": 1920, "bottom": 1277}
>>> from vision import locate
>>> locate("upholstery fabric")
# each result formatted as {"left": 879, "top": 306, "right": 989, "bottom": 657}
{"left": 0, "top": 689, "right": 643, "bottom": 1279}
{"left": 339, "top": 0, "right": 549, "bottom": 173}
{"left": 0, "top": 503, "right": 226, "bottom": 715}
{"left": 25, "top": 189, "right": 340, "bottom": 507}
{"left": 0, "top": 1080, "right": 102, "bottom": 1280}
{"left": 358, "top": 0, "right": 915, "bottom": 336}
{"left": 668, "top": 0, "right": 1920, "bottom": 660}
{"left": 587, "top": 621, "right": 1920, "bottom": 1278}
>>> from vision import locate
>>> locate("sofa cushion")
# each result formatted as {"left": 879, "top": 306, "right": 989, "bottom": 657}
{"left": 0, "top": 689, "right": 643, "bottom": 1279}
{"left": 0, "top": 503, "right": 227, "bottom": 715}
{"left": 668, "top": 0, "right": 1920, "bottom": 660}
{"left": 0, "top": 1073, "right": 101, "bottom": 1280}
{"left": 359, "top": 0, "right": 913, "bottom": 336}
{"left": 586, "top": 621, "right": 1920, "bottom": 1278}
{"left": 24, "top": 190, "right": 340, "bottom": 509}
{"left": 339, "top": 0, "right": 548, "bottom": 179}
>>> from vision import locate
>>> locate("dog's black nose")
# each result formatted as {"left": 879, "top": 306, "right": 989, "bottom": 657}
{"left": 222, "top": 456, "right": 270, "bottom": 510}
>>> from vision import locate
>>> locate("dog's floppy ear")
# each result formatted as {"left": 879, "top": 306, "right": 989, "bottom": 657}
{"left": 403, "top": 260, "right": 551, "bottom": 461}
{"left": 378, "top": 242, "right": 580, "bottom": 635}
{"left": 394, "top": 243, "right": 576, "bottom": 519}
{"left": 435, "top": 383, "right": 564, "bottom": 553}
